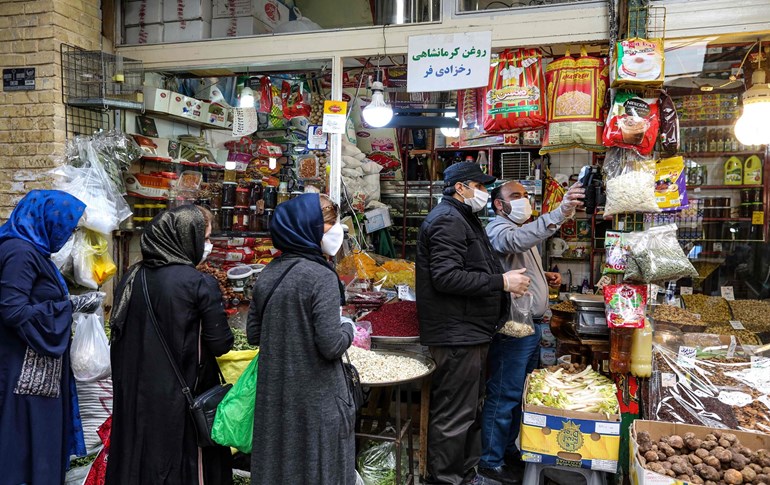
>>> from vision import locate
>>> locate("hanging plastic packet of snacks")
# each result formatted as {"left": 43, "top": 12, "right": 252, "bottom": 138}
{"left": 603, "top": 284, "right": 647, "bottom": 328}
{"left": 483, "top": 49, "right": 547, "bottom": 134}
{"left": 602, "top": 148, "right": 661, "bottom": 217}
{"left": 603, "top": 91, "right": 660, "bottom": 156}
{"left": 658, "top": 90, "right": 680, "bottom": 157}
{"left": 623, "top": 224, "right": 698, "bottom": 284}
{"left": 602, "top": 231, "right": 628, "bottom": 275}
{"left": 655, "top": 156, "right": 688, "bottom": 212}
{"left": 540, "top": 47, "right": 609, "bottom": 154}
{"left": 499, "top": 292, "right": 535, "bottom": 338}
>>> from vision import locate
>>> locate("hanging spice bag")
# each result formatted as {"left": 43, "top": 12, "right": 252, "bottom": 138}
{"left": 482, "top": 48, "right": 547, "bottom": 133}
{"left": 540, "top": 47, "right": 609, "bottom": 154}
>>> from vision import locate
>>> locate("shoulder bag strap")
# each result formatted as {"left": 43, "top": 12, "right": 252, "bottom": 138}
{"left": 258, "top": 259, "right": 301, "bottom": 321}
{"left": 141, "top": 269, "right": 196, "bottom": 408}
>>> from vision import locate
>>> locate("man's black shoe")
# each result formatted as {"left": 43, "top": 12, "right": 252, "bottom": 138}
{"left": 478, "top": 466, "right": 522, "bottom": 485}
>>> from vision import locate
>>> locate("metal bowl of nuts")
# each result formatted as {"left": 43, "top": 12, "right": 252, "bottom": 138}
{"left": 348, "top": 347, "right": 436, "bottom": 387}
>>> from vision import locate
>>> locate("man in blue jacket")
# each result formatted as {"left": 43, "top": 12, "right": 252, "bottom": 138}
{"left": 417, "top": 162, "right": 530, "bottom": 485}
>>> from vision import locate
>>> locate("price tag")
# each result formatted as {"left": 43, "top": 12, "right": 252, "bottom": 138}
{"left": 322, "top": 100, "right": 348, "bottom": 134}
{"left": 714, "top": 242, "right": 723, "bottom": 252}
{"left": 693, "top": 187, "right": 702, "bottom": 193}
{"left": 727, "top": 335, "right": 737, "bottom": 359}
{"left": 396, "top": 284, "right": 416, "bottom": 302}
{"left": 730, "top": 320, "right": 745, "bottom": 330}
{"left": 752, "top": 356, "right": 770, "bottom": 369}
{"left": 650, "top": 284, "right": 662, "bottom": 300}
{"left": 753, "top": 211, "right": 765, "bottom": 225}
{"left": 595, "top": 275, "right": 612, "bottom": 291}
{"left": 677, "top": 346, "right": 697, "bottom": 368}
{"left": 692, "top": 313, "right": 701, "bottom": 320}
{"left": 680, "top": 287, "right": 693, "bottom": 295}
{"left": 661, "top": 372, "right": 677, "bottom": 387}
{"left": 721, "top": 286, "right": 735, "bottom": 301}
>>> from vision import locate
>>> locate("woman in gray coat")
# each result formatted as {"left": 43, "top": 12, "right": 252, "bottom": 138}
{"left": 247, "top": 193, "right": 355, "bottom": 485}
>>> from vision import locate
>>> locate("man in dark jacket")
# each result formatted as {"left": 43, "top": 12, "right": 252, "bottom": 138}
{"left": 417, "top": 162, "right": 530, "bottom": 485}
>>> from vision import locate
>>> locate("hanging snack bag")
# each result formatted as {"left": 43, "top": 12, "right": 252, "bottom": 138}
{"left": 602, "top": 231, "right": 628, "bottom": 275}
{"left": 602, "top": 149, "right": 661, "bottom": 216}
{"left": 603, "top": 284, "right": 647, "bottom": 328}
{"left": 540, "top": 48, "right": 609, "bottom": 154}
{"left": 654, "top": 156, "right": 688, "bottom": 211}
{"left": 483, "top": 49, "right": 547, "bottom": 134}
{"left": 658, "top": 90, "right": 680, "bottom": 157}
{"left": 281, "top": 80, "right": 311, "bottom": 119}
{"left": 603, "top": 91, "right": 660, "bottom": 156}
{"left": 623, "top": 224, "right": 698, "bottom": 284}
{"left": 611, "top": 38, "right": 665, "bottom": 88}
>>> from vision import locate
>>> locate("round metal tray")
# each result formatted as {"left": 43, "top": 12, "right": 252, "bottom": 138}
{"left": 357, "top": 349, "right": 437, "bottom": 387}
{"left": 370, "top": 335, "right": 421, "bottom": 344}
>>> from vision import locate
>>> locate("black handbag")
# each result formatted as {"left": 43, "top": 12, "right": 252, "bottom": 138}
{"left": 343, "top": 351, "right": 364, "bottom": 412}
{"left": 141, "top": 269, "right": 231, "bottom": 448}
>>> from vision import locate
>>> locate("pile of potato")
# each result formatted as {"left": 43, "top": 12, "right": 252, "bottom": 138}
{"left": 638, "top": 429, "right": 770, "bottom": 484}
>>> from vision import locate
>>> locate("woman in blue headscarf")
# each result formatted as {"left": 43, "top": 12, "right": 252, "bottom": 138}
{"left": 0, "top": 190, "right": 98, "bottom": 485}
{"left": 246, "top": 193, "right": 355, "bottom": 485}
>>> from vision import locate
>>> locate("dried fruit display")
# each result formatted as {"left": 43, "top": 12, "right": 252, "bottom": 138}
{"left": 682, "top": 295, "right": 732, "bottom": 323}
{"left": 728, "top": 300, "right": 770, "bottom": 332}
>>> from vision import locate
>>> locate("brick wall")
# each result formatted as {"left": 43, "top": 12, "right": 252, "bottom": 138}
{"left": 0, "top": 0, "right": 102, "bottom": 221}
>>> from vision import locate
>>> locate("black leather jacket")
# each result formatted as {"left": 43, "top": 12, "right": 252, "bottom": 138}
{"left": 416, "top": 196, "right": 509, "bottom": 346}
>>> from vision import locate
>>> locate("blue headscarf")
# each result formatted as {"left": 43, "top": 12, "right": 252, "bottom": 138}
{"left": 270, "top": 193, "right": 345, "bottom": 305}
{"left": 0, "top": 190, "right": 86, "bottom": 294}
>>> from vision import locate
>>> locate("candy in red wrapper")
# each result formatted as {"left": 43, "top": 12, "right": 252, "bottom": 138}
{"left": 603, "top": 284, "right": 647, "bottom": 328}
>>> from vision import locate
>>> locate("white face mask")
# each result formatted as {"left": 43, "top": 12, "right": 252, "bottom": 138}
{"left": 461, "top": 184, "right": 489, "bottom": 213}
{"left": 200, "top": 241, "right": 213, "bottom": 264}
{"left": 321, "top": 222, "right": 344, "bottom": 256}
{"left": 504, "top": 198, "right": 532, "bottom": 224}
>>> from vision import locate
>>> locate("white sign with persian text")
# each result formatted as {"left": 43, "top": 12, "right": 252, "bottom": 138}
{"left": 407, "top": 31, "right": 492, "bottom": 93}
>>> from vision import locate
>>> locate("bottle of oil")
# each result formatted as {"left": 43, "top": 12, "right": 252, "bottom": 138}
{"left": 630, "top": 319, "right": 653, "bottom": 378}
{"left": 609, "top": 327, "right": 635, "bottom": 374}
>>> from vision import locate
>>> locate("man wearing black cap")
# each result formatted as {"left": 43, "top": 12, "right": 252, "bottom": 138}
{"left": 417, "top": 162, "right": 531, "bottom": 485}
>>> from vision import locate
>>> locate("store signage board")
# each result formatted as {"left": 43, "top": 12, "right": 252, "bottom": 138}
{"left": 322, "top": 100, "right": 347, "bottom": 134}
{"left": 3, "top": 67, "right": 35, "bottom": 91}
{"left": 407, "top": 31, "right": 491, "bottom": 93}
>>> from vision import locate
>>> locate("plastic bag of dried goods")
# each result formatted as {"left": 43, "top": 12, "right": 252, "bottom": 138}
{"left": 623, "top": 224, "right": 697, "bottom": 284}
{"left": 602, "top": 148, "right": 660, "bottom": 217}
{"left": 499, "top": 292, "right": 535, "bottom": 338}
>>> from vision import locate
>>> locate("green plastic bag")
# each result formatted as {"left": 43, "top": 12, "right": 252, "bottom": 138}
{"left": 211, "top": 353, "right": 258, "bottom": 453}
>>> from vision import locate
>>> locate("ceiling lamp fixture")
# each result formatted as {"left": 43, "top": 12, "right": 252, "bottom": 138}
{"left": 362, "top": 69, "right": 393, "bottom": 128}
{"left": 239, "top": 68, "right": 255, "bottom": 108}
{"left": 734, "top": 41, "right": 770, "bottom": 146}
{"left": 440, "top": 108, "right": 460, "bottom": 138}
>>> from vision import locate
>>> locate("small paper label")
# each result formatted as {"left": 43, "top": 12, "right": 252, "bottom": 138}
{"left": 591, "top": 459, "right": 619, "bottom": 473}
{"left": 759, "top": 395, "right": 770, "bottom": 411}
{"left": 721, "top": 286, "right": 735, "bottom": 300}
{"left": 594, "top": 422, "right": 621, "bottom": 435}
{"left": 692, "top": 313, "right": 701, "bottom": 319}
{"left": 727, "top": 335, "right": 737, "bottom": 359}
{"left": 680, "top": 287, "right": 693, "bottom": 295}
{"left": 753, "top": 211, "right": 765, "bottom": 225}
{"left": 678, "top": 346, "right": 697, "bottom": 368}
{"left": 718, "top": 390, "right": 753, "bottom": 407}
{"left": 523, "top": 412, "right": 547, "bottom": 428}
{"left": 593, "top": 317, "right": 607, "bottom": 327}
{"left": 752, "top": 356, "right": 770, "bottom": 369}
{"left": 322, "top": 100, "right": 348, "bottom": 134}
{"left": 730, "top": 320, "right": 745, "bottom": 330}
{"left": 714, "top": 242, "right": 723, "bottom": 252}
{"left": 694, "top": 187, "right": 702, "bottom": 193}
{"left": 661, "top": 372, "right": 677, "bottom": 387}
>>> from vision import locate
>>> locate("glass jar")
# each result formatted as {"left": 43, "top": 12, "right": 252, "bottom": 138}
{"left": 233, "top": 207, "right": 250, "bottom": 231}
{"left": 248, "top": 206, "right": 262, "bottom": 232}
{"left": 235, "top": 187, "right": 250, "bottom": 207}
{"left": 262, "top": 209, "right": 274, "bottom": 231}
{"left": 211, "top": 187, "right": 223, "bottom": 209}
{"left": 250, "top": 183, "right": 263, "bottom": 206}
{"left": 222, "top": 182, "right": 237, "bottom": 207}
{"left": 220, "top": 207, "right": 234, "bottom": 231}
{"left": 263, "top": 186, "right": 278, "bottom": 210}
{"left": 277, "top": 191, "right": 290, "bottom": 206}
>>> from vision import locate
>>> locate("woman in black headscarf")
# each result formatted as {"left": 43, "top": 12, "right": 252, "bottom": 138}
{"left": 247, "top": 193, "right": 355, "bottom": 485}
{"left": 106, "top": 205, "right": 234, "bottom": 485}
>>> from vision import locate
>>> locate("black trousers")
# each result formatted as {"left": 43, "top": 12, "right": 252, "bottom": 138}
{"left": 424, "top": 344, "right": 489, "bottom": 485}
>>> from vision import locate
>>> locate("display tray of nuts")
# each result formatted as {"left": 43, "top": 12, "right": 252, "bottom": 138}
{"left": 634, "top": 422, "right": 770, "bottom": 485}
{"left": 654, "top": 304, "right": 707, "bottom": 332}
{"left": 682, "top": 295, "right": 733, "bottom": 323}
{"left": 728, "top": 300, "right": 770, "bottom": 333}
{"left": 347, "top": 346, "right": 435, "bottom": 386}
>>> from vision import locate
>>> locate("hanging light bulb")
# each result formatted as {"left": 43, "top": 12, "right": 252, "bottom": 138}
{"left": 734, "top": 43, "right": 770, "bottom": 146}
{"left": 362, "top": 70, "right": 393, "bottom": 128}
{"left": 441, "top": 108, "right": 460, "bottom": 138}
{"left": 239, "top": 86, "right": 255, "bottom": 108}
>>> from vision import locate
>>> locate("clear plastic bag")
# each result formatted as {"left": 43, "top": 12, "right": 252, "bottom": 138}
{"left": 72, "top": 230, "right": 117, "bottom": 289}
{"left": 649, "top": 339, "right": 770, "bottom": 434}
{"left": 353, "top": 321, "right": 372, "bottom": 351}
{"left": 623, "top": 224, "right": 697, "bottom": 283}
{"left": 357, "top": 427, "right": 408, "bottom": 485}
{"left": 602, "top": 149, "right": 660, "bottom": 217}
{"left": 52, "top": 136, "right": 132, "bottom": 234}
{"left": 71, "top": 312, "right": 111, "bottom": 382}
{"left": 499, "top": 292, "right": 535, "bottom": 337}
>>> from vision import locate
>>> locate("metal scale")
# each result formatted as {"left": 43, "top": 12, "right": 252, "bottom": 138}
{"left": 568, "top": 293, "right": 609, "bottom": 337}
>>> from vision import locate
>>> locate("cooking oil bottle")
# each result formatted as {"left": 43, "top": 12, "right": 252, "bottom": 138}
{"left": 630, "top": 318, "right": 652, "bottom": 378}
{"left": 744, "top": 155, "right": 762, "bottom": 185}
{"left": 724, "top": 156, "right": 743, "bottom": 185}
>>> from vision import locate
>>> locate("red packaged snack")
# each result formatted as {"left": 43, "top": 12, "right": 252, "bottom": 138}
{"left": 603, "top": 92, "right": 659, "bottom": 155}
{"left": 603, "top": 284, "right": 647, "bottom": 328}
{"left": 281, "top": 80, "right": 311, "bottom": 119}
{"left": 483, "top": 48, "right": 547, "bottom": 134}
{"left": 541, "top": 48, "right": 609, "bottom": 154}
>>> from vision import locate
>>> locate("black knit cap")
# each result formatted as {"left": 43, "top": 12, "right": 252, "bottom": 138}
{"left": 443, "top": 161, "right": 497, "bottom": 187}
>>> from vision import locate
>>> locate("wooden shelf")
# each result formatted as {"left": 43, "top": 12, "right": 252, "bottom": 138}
{"left": 702, "top": 218, "right": 752, "bottom": 222}
{"left": 681, "top": 151, "right": 765, "bottom": 157}
{"left": 679, "top": 119, "right": 738, "bottom": 127}
{"left": 145, "top": 108, "right": 228, "bottom": 130}
{"left": 687, "top": 184, "right": 762, "bottom": 190}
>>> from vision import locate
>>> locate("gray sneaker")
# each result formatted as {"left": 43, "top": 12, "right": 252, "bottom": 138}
{"left": 466, "top": 472, "right": 503, "bottom": 485}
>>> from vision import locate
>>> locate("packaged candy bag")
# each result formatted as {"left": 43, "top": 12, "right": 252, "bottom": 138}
{"left": 604, "top": 284, "right": 647, "bottom": 328}
{"left": 603, "top": 91, "right": 660, "bottom": 156}
{"left": 602, "top": 231, "right": 628, "bottom": 275}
